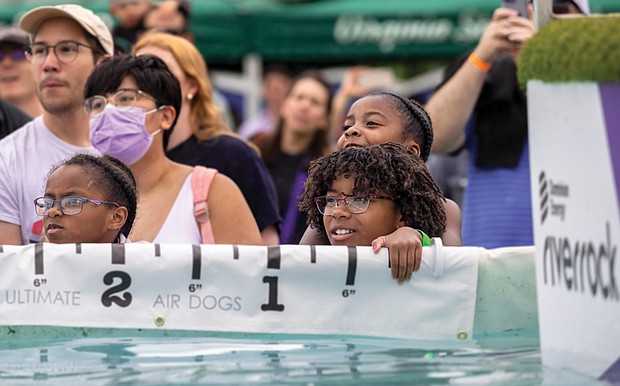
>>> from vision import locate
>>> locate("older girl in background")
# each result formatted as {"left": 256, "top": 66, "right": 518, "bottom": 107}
{"left": 35, "top": 154, "right": 137, "bottom": 244}
{"left": 132, "top": 32, "right": 280, "bottom": 244}
{"left": 258, "top": 70, "right": 333, "bottom": 244}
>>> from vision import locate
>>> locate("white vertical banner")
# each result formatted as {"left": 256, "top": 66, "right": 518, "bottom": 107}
{"left": 0, "top": 242, "right": 481, "bottom": 341}
{"left": 528, "top": 81, "right": 620, "bottom": 380}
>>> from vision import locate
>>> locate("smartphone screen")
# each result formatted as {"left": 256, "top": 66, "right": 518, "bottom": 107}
{"left": 502, "top": 0, "right": 528, "bottom": 17}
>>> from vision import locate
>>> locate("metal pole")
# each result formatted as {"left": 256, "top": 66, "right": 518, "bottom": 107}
{"left": 533, "top": 0, "right": 554, "bottom": 31}
{"left": 243, "top": 53, "right": 262, "bottom": 121}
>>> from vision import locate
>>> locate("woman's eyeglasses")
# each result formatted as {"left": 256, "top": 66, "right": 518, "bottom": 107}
{"left": 314, "top": 194, "right": 391, "bottom": 215}
{"left": 83, "top": 88, "right": 157, "bottom": 117}
{"left": 34, "top": 196, "right": 119, "bottom": 216}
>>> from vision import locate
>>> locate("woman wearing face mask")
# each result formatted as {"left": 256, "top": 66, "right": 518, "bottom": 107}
{"left": 132, "top": 32, "right": 281, "bottom": 245}
{"left": 84, "top": 54, "right": 262, "bottom": 244}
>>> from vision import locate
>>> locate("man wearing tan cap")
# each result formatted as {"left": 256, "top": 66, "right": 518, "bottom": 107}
{"left": 0, "top": 4, "right": 113, "bottom": 244}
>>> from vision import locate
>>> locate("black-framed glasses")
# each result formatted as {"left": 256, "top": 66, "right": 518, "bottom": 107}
{"left": 314, "top": 194, "right": 392, "bottom": 215}
{"left": 83, "top": 88, "right": 158, "bottom": 117}
{"left": 0, "top": 49, "right": 27, "bottom": 62}
{"left": 25, "top": 40, "right": 94, "bottom": 65}
{"left": 34, "top": 196, "right": 119, "bottom": 216}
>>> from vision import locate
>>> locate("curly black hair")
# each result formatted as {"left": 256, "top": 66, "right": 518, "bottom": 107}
{"left": 48, "top": 154, "right": 138, "bottom": 239}
{"left": 298, "top": 143, "right": 446, "bottom": 238}
{"left": 369, "top": 92, "right": 434, "bottom": 162}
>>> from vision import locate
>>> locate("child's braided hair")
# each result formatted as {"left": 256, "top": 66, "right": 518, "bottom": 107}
{"left": 48, "top": 154, "right": 138, "bottom": 238}
{"left": 371, "top": 91, "right": 434, "bottom": 162}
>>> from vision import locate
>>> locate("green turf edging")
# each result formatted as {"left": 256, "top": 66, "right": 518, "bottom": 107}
{"left": 518, "top": 16, "right": 620, "bottom": 87}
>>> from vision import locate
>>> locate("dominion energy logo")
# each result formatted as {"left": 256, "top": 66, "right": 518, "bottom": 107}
{"left": 538, "top": 170, "right": 618, "bottom": 301}
{"left": 538, "top": 170, "right": 569, "bottom": 224}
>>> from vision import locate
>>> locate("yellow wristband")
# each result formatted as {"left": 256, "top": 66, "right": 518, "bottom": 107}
{"left": 468, "top": 52, "right": 492, "bottom": 72}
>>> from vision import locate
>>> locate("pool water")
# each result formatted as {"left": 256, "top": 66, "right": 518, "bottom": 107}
{"left": 0, "top": 331, "right": 606, "bottom": 385}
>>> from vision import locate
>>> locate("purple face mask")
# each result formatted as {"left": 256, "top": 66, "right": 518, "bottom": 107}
{"left": 89, "top": 104, "right": 162, "bottom": 165}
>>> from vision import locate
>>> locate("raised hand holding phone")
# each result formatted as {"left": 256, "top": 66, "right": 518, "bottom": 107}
{"left": 502, "top": 0, "right": 529, "bottom": 17}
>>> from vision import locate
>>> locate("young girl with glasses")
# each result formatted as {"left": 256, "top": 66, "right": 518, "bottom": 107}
{"left": 35, "top": 154, "right": 137, "bottom": 244}
{"left": 298, "top": 143, "right": 446, "bottom": 284}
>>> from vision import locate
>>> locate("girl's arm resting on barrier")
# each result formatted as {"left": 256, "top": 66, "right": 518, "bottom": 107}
{"left": 372, "top": 227, "right": 423, "bottom": 285}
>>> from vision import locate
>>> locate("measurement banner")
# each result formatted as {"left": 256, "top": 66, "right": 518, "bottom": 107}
{"left": 0, "top": 242, "right": 480, "bottom": 340}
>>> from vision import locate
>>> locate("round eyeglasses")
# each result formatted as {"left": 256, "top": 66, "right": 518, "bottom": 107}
{"left": 314, "top": 194, "right": 391, "bottom": 215}
{"left": 83, "top": 88, "right": 158, "bottom": 117}
{"left": 25, "top": 40, "right": 94, "bottom": 65}
{"left": 34, "top": 196, "right": 120, "bottom": 217}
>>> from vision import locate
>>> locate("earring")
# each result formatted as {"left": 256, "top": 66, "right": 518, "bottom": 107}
{"left": 187, "top": 93, "right": 194, "bottom": 101}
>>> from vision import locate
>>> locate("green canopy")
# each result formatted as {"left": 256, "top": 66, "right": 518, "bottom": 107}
{"left": 1, "top": 0, "right": 618, "bottom": 63}
{"left": 189, "top": 0, "right": 620, "bottom": 62}
{"left": 192, "top": 0, "right": 499, "bottom": 62}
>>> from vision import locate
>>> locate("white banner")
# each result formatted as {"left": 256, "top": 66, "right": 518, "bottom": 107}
{"left": 528, "top": 81, "right": 620, "bottom": 380}
{"left": 0, "top": 241, "right": 483, "bottom": 341}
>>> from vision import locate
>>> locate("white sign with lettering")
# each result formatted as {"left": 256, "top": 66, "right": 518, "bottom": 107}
{"left": 0, "top": 242, "right": 481, "bottom": 340}
{"left": 529, "top": 81, "right": 620, "bottom": 381}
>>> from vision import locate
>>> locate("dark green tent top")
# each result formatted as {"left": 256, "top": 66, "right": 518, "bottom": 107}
{"left": 193, "top": 0, "right": 498, "bottom": 61}
{"left": 1, "top": 0, "right": 618, "bottom": 63}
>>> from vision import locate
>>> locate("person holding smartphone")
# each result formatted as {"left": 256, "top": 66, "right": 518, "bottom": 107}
{"left": 424, "top": 0, "right": 589, "bottom": 249}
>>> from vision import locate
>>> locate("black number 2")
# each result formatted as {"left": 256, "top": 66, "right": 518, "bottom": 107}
{"left": 101, "top": 270, "right": 133, "bottom": 307}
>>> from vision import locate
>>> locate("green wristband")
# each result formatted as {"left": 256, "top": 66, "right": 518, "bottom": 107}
{"left": 417, "top": 229, "right": 432, "bottom": 247}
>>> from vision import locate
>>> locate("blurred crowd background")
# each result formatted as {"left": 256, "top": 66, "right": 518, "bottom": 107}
{"left": 1, "top": 0, "right": 618, "bottom": 229}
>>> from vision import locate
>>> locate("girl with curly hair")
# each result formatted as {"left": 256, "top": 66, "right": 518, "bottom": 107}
{"left": 299, "top": 143, "right": 446, "bottom": 283}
